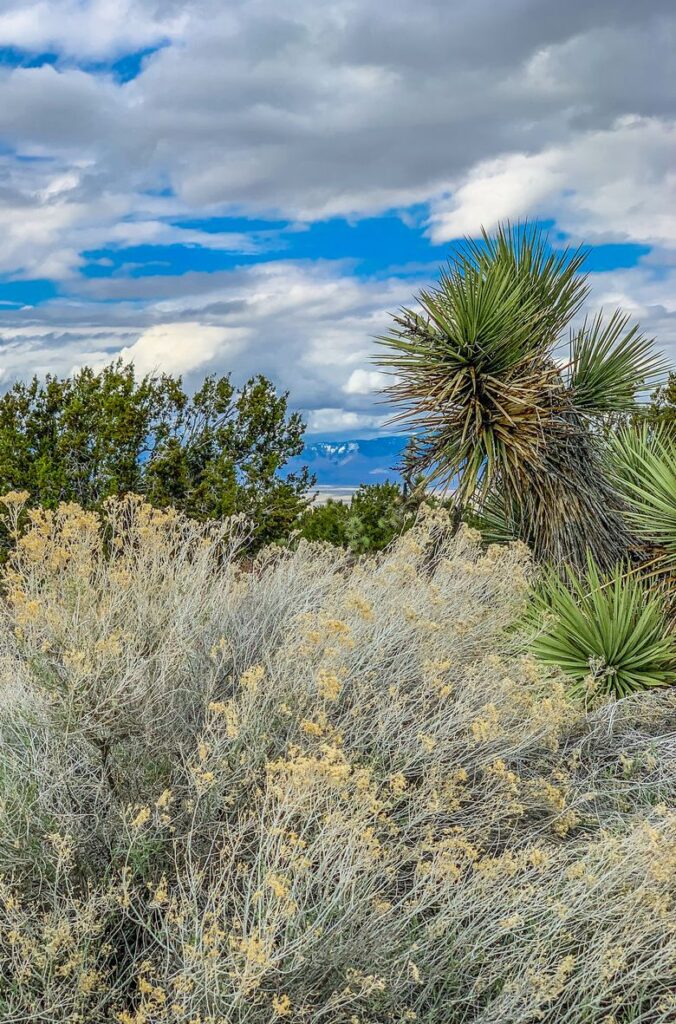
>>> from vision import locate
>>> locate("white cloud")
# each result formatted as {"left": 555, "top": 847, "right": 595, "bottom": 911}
{"left": 0, "top": 1, "right": 186, "bottom": 59}
{"left": 343, "top": 369, "right": 390, "bottom": 395}
{"left": 428, "top": 118, "right": 676, "bottom": 246}
{"left": 0, "top": 1, "right": 672, "bottom": 231}
{"left": 427, "top": 151, "right": 562, "bottom": 241}
{"left": 307, "top": 409, "right": 388, "bottom": 433}
{"left": 0, "top": 159, "right": 262, "bottom": 280}
{"left": 588, "top": 264, "right": 676, "bottom": 366}
{"left": 0, "top": 261, "right": 414, "bottom": 421}
{"left": 112, "top": 322, "right": 250, "bottom": 377}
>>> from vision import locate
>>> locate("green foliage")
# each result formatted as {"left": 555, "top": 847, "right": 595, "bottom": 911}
{"left": 299, "top": 482, "right": 412, "bottom": 553}
{"left": 568, "top": 309, "right": 660, "bottom": 414}
{"left": 528, "top": 556, "right": 676, "bottom": 697}
{"left": 378, "top": 223, "right": 666, "bottom": 569}
{"left": 0, "top": 361, "right": 313, "bottom": 548}
{"left": 346, "top": 481, "right": 412, "bottom": 553}
{"left": 608, "top": 423, "right": 676, "bottom": 576}
{"left": 642, "top": 371, "right": 676, "bottom": 430}
{"left": 298, "top": 498, "right": 351, "bottom": 546}
{"left": 464, "top": 490, "right": 520, "bottom": 547}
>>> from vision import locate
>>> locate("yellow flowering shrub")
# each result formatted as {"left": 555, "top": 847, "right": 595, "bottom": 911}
{"left": 0, "top": 495, "right": 674, "bottom": 1023}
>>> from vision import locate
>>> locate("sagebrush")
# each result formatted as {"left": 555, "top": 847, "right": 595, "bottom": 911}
{"left": 0, "top": 495, "right": 674, "bottom": 1023}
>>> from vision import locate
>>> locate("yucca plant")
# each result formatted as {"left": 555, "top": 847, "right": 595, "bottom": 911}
{"left": 378, "top": 223, "right": 666, "bottom": 569}
{"left": 608, "top": 423, "right": 676, "bottom": 576}
{"left": 528, "top": 555, "right": 676, "bottom": 697}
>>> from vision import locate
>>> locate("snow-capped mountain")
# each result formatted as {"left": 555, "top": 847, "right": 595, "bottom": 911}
{"left": 285, "top": 435, "right": 409, "bottom": 487}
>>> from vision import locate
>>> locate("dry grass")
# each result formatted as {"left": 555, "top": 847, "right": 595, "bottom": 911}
{"left": 0, "top": 494, "right": 673, "bottom": 1024}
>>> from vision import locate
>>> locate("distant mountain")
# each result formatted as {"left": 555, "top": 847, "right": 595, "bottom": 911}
{"left": 285, "top": 435, "right": 409, "bottom": 487}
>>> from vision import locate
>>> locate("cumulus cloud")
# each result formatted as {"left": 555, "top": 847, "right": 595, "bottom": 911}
{"left": 428, "top": 118, "right": 676, "bottom": 245}
{"left": 343, "top": 370, "right": 390, "bottom": 395}
{"left": 0, "top": 156, "right": 264, "bottom": 280}
{"left": 0, "top": 0, "right": 674, "bottom": 431}
{"left": 126, "top": 0, "right": 673, "bottom": 222}
{"left": 0, "top": 261, "right": 415, "bottom": 419}
{"left": 0, "top": 0, "right": 673, "bottom": 230}
{"left": 108, "top": 322, "right": 250, "bottom": 377}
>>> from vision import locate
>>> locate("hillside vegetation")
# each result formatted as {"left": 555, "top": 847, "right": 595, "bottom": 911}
{"left": 0, "top": 495, "right": 673, "bottom": 1024}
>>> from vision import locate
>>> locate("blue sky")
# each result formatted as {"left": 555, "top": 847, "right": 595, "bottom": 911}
{"left": 0, "top": 0, "right": 674, "bottom": 438}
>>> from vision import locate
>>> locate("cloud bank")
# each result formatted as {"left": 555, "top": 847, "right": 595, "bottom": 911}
{"left": 0, "top": 0, "right": 674, "bottom": 432}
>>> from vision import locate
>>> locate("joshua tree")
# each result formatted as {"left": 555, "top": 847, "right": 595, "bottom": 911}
{"left": 378, "top": 224, "right": 666, "bottom": 570}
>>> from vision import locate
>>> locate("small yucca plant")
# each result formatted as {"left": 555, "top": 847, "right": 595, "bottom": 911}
{"left": 528, "top": 555, "right": 676, "bottom": 698}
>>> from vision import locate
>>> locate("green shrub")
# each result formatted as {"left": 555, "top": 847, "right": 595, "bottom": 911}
{"left": 642, "top": 371, "right": 676, "bottom": 431}
{"left": 346, "top": 481, "right": 412, "bottom": 553}
{"left": 299, "top": 482, "right": 412, "bottom": 553}
{"left": 0, "top": 361, "right": 312, "bottom": 549}
{"left": 297, "top": 497, "right": 351, "bottom": 546}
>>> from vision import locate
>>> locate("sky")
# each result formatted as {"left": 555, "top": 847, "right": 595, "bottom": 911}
{"left": 0, "top": 0, "right": 674, "bottom": 438}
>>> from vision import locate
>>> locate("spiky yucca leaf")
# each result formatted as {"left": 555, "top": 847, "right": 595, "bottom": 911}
{"left": 528, "top": 555, "right": 676, "bottom": 697}
{"left": 465, "top": 222, "right": 590, "bottom": 340}
{"left": 568, "top": 310, "right": 667, "bottom": 414}
{"left": 608, "top": 424, "right": 676, "bottom": 573}
{"left": 468, "top": 491, "right": 519, "bottom": 547}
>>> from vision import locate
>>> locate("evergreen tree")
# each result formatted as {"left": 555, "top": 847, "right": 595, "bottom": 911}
{"left": 0, "top": 361, "right": 313, "bottom": 547}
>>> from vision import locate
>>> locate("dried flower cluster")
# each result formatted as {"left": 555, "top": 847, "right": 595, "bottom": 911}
{"left": 0, "top": 495, "right": 673, "bottom": 1023}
